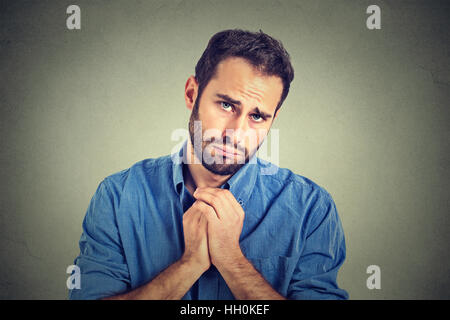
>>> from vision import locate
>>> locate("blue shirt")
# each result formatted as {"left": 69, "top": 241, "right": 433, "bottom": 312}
{"left": 69, "top": 143, "right": 348, "bottom": 300}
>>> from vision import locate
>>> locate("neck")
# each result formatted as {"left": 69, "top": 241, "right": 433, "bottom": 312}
{"left": 184, "top": 140, "right": 231, "bottom": 195}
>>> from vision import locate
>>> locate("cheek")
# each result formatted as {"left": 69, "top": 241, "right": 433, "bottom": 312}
{"left": 243, "top": 128, "right": 269, "bottom": 151}
{"left": 198, "top": 105, "right": 228, "bottom": 141}
{"left": 199, "top": 104, "right": 227, "bottom": 129}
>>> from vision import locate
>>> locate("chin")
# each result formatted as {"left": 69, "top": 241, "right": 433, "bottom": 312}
{"left": 202, "top": 162, "right": 246, "bottom": 176}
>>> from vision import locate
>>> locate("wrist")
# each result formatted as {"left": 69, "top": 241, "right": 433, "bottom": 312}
{"left": 213, "top": 248, "right": 246, "bottom": 272}
{"left": 180, "top": 254, "right": 210, "bottom": 274}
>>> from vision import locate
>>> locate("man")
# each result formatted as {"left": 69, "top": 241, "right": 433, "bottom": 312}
{"left": 69, "top": 29, "right": 348, "bottom": 300}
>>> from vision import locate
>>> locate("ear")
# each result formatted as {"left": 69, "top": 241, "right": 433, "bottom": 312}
{"left": 185, "top": 76, "right": 199, "bottom": 111}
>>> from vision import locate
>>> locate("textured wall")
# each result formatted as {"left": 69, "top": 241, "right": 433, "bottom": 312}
{"left": 0, "top": 0, "right": 449, "bottom": 299}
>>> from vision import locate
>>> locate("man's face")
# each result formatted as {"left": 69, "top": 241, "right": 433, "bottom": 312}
{"left": 189, "top": 57, "right": 283, "bottom": 176}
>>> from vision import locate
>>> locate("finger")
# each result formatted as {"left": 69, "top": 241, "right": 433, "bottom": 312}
{"left": 221, "top": 192, "right": 244, "bottom": 223}
{"left": 193, "top": 188, "right": 223, "bottom": 213}
{"left": 189, "top": 201, "right": 205, "bottom": 223}
{"left": 197, "top": 201, "right": 220, "bottom": 228}
{"left": 195, "top": 199, "right": 219, "bottom": 220}
{"left": 196, "top": 201, "right": 214, "bottom": 222}
{"left": 198, "top": 211, "right": 209, "bottom": 231}
{"left": 193, "top": 189, "right": 233, "bottom": 220}
{"left": 196, "top": 188, "right": 242, "bottom": 221}
{"left": 220, "top": 189, "right": 244, "bottom": 218}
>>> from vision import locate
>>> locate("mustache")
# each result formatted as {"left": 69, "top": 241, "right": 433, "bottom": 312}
{"left": 205, "top": 137, "right": 247, "bottom": 155}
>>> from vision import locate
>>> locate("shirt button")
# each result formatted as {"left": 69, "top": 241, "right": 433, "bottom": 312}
{"left": 238, "top": 199, "right": 243, "bottom": 205}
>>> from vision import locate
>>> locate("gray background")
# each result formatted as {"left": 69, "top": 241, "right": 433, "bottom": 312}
{"left": 0, "top": 0, "right": 449, "bottom": 299}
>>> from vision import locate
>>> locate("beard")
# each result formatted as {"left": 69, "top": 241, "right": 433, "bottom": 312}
{"left": 188, "top": 99, "right": 261, "bottom": 176}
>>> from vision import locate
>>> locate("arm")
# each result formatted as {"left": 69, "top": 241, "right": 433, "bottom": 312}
{"left": 103, "top": 257, "right": 206, "bottom": 300}
{"left": 193, "top": 187, "right": 286, "bottom": 300}
{"left": 69, "top": 179, "right": 211, "bottom": 300}
{"left": 69, "top": 180, "right": 130, "bottom": 300}
{"left": 216, "top": 251, "right": 286, "bottom": 300}
{"left": 287, "top": 192, "right": 348, "bottom": 300}
{"left": 103, "top": 200, "right": 211, "bottom": 300}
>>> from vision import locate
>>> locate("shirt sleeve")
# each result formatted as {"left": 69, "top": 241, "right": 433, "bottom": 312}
{"left": 287, "top": 191, "right": 349, "bottom": 300}
{"left": 69, "top": 179, "right": 131, "bottom": 300}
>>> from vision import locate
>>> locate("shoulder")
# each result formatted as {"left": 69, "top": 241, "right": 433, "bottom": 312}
{"left": 256, "top": 158, "right": 341, "bottom": 232}
{"left": 101, "top": 155, "right": 173, "bottom": 198}
{"left": 256, "top": 157, "right": 333, "bottom": 205}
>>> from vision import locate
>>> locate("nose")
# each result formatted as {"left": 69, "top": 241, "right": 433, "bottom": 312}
{"left": 223, "top": 114, "right": 249, "bottom": 148}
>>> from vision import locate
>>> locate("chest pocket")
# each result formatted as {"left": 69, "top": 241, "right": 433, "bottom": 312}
{"left": 246, "top": 255, "right": 298, "bottom": 296}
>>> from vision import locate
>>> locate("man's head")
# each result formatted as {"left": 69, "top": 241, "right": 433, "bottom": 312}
{"left": 185, "top": 29, "right": 294, "bottom": 175}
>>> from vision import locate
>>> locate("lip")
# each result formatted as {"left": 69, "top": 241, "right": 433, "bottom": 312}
{"left": 213, "top": 145, "right": 241, "bottom": 157}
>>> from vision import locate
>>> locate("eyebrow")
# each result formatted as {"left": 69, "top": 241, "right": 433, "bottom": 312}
{"left": 215, "top": 93, "right": 273, "bottom": 119}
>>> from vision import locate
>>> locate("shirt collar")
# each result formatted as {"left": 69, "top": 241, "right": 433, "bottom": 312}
{"left": 171, "top": 142, "right": 188, "bottom": 195}
{"left": 171, "top": 140, "right": 259, "bottom": 208}
{"left": 222, "top": 155, "right": 258, "bottom": 209}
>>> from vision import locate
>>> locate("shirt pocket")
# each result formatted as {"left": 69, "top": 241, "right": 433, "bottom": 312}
{"left": 246, "top": 255, "right": 298, "bottom": 296}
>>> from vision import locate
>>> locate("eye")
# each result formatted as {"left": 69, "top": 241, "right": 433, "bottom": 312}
{"left": 250, "top": 113, "right": 264, "bottom": 123}
{"left": 221, "top": 101, "right": 233, "bottom": 111}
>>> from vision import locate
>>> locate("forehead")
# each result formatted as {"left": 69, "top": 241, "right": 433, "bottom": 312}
{"left": 206, "top": 57, "right": 283, "bottom": 111}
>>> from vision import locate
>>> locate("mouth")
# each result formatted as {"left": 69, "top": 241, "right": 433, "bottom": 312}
{"left": 212, "top": 145, "right": 242, "bottom": 158}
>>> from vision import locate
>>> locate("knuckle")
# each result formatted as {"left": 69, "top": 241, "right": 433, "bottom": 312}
{"left": 213, "top": 192, "right": 223, "bottom": 201}
{"left": 195, "top": 201, "right": 208, "bottom": 212}
{"left": 210, "top": 197, "right": 219, "bottom": 207}
{"left": 207, "top": 205, "right": 216, "bottom": 214}
{"left": 193, "top": 200, "right": 203, "bottom": 209}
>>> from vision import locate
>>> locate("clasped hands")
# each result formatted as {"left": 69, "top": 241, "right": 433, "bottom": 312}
{"left": 181, "top": 187, "right": 245, "bottom": 272}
